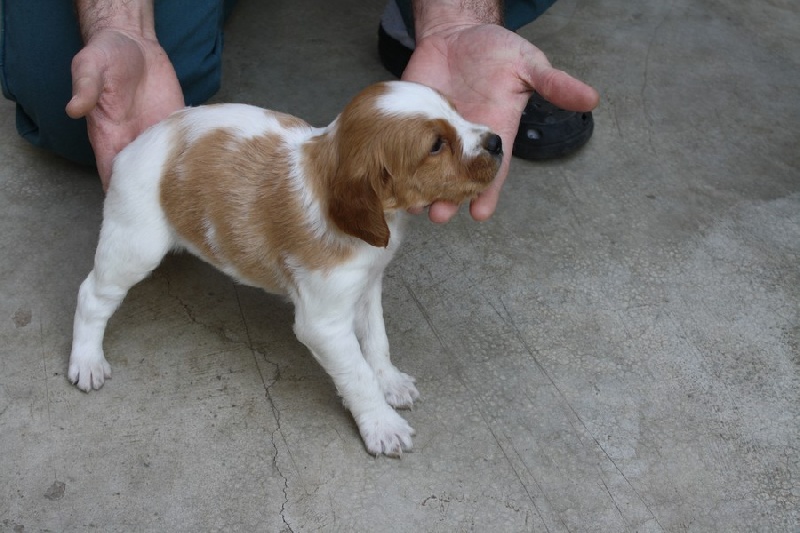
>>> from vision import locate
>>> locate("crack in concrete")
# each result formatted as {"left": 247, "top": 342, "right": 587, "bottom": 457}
{"left": 641, "top": 1, "right": 675, "bottom": 156}
{"left": 265, "top": 373, "right": 293, "bottom": 533}
{"left": 160, "top": 272, "right": 295, "bottom": 531}
{"left": 161, "top": 273, "right": 241, "bottom": 345}
{"left": 231, "top": 286, "right": 294, "bottom": 533}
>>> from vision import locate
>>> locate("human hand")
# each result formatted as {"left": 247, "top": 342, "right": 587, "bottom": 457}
{"left": 66, "top": 29, "right": 184, "bottom": 189}
{"left": 402, "top": 23, "right": 599, "bottom": 222}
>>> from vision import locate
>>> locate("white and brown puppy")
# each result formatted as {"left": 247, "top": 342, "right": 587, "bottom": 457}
{"left": 69, "top": 80, "right": 502, "bottom": 456}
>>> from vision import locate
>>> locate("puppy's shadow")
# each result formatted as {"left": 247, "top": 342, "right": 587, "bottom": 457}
{"left": 150, "top": 253, "right": 329, "bottom": 384}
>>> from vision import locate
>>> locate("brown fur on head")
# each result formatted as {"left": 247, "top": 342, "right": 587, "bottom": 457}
{"left": 314, "top": 82, "right": 502, "bottom": 248}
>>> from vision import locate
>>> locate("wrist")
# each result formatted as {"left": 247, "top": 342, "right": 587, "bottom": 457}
{"left": 413, "top": 0, "right": 503, "bottom": 39}
{"left": 74, "top": 0, "right": 156, "bottom": 42}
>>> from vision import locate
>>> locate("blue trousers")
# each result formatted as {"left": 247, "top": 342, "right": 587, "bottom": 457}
{"left": 0, "top": 1, "right": 554, "bottom": 167}
{"left": 393, "top": 0, "right": 557, "bottom": 36}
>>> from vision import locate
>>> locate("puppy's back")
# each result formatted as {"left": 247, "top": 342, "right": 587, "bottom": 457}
{"left": 109, "top": 104, "right": 352, "bottom": 293}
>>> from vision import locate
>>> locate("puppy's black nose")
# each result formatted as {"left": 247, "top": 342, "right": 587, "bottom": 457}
{"left": 483, "top": 133, "right": 503, "bottom": 155}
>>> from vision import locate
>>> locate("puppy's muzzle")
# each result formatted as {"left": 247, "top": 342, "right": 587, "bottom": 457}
{"left": 482, "top": 133, "right": 503, "bottom": 158}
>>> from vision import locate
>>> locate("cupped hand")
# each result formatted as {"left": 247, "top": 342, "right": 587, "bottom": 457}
{"left": 402, "top": 24, "right": 599, "bottom": 222}
{"left": 66, "top": 29, "right": 184, "bottom": 189}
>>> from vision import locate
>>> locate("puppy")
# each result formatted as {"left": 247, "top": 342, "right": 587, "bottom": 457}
{"left": 68, "top": 81, "right": 502, "bottom": 456}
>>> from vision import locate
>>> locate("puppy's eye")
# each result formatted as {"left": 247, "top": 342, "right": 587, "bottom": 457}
{"left": 430, "top": 137, "right": 445, "bottom": 154}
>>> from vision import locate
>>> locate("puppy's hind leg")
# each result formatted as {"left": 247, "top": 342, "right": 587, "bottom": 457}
{"left": 69, "top": 204, "right": 172, "bottom": 392}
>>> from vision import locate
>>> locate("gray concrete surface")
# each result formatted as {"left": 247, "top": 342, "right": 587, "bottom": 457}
{"left": 1, "top": 0, "right": 798, "bottom": 531}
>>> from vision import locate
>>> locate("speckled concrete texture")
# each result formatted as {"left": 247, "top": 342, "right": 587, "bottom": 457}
{"left": 1, "top": 0, "right": 798, "bottom": 531}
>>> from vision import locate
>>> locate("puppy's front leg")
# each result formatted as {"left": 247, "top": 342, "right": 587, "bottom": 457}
{"left": 293, "top": 288, "right": 414, "bottom": 456}
{"left": 355, "top": 277, "right": 419, "bottom": 409}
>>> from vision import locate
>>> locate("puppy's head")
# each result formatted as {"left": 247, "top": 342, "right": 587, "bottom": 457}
{"left": 325, "top": 81, "right": 502, "bottom": 247}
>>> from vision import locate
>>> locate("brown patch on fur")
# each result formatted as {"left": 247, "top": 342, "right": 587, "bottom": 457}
{"left": 307, "top": 84, "right": 393, "bottom": 247}
{"left": 272, "top": 110, "right": 308, "bottom": 130}
{"left": 161, "top": 119, "right": 354, "bottom": 292}
{"left": 308, "top": 131, "right": 391, "bottom": 248}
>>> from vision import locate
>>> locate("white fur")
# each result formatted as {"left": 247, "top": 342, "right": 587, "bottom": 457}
{"left": 378, "top": 81, "right": 491, "bottom": 157}
{"left": 181, "top": 103, "right": 282, "bottom": 143}
{"left": 68, "top": 81, "right": 497, "bottom": 457}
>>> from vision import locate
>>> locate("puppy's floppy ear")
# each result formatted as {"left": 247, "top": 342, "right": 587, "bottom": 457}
{"left": 328, "top": 164, "right": 390, "bottom": 248}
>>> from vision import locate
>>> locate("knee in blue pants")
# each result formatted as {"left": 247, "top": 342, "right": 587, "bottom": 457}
{"left": 0, "top": 1, "right": 234, "bottom": 167}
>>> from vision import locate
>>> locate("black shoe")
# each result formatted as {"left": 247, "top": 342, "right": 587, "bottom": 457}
{"left": 378, "top": 24, "right": 413, "bottom": 78}
{"left": 378, "top": 24, "right": 594, "bottom": 160}
{"left": 513, "top": 93, "right": 594, "bottom": 160}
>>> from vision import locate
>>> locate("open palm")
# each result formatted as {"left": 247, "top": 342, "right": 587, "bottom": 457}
{"left": 402, "top": 24, "right": 599, "bottom": 222}
{"left": 66, "top": 30, "right": 184, "bottom": 189}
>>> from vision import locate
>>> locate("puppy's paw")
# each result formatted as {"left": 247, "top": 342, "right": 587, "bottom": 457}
{"left": 357, "top": 408, "right": 415, "bottom": 457}
{"left": 377, "top": 368, "right": 420, "bottom": 409}
{"left": 68, "top": 354, "right": 112, "bottom": 392}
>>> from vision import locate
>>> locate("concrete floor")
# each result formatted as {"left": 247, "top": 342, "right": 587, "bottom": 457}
{"left": 1, "top": 0, "right": 798, "bottom": 531}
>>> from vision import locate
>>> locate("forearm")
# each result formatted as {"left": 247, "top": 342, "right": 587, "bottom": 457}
{"left": 413, "top": 0, "right": 503, "bottom": 38}
{"left": 74, "top": 0, "right": 156, "bottom": 42}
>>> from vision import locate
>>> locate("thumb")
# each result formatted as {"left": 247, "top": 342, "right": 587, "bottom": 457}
{"left": 65, "top": 49, "right": 104, "bottom": 119}
{"left": 523, "top": 62, "right": 600, "bottom": 113}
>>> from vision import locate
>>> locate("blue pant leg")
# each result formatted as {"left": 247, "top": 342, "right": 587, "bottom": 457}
{"left": 394, "top": 0, "right": 557, "bottom": 35}
{"left": 1, "top": 2, "right": 91, "bottom": 165}
{"left": 504, "top": 0, "right": 559, "bottom": 31}
{"left": 155, "top": 1, "right": 230, "bottom": 107}
{"left": 0, "top": 1, "right": 231, "bottom": 167}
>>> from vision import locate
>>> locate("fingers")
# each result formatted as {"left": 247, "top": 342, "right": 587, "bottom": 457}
{"left": 427, "top": 152, "right": 509, "bottom": 223}
{"left": 469, "top": 189, "right": 500, "bottom": 221}
{"left": 66, "top": 48, "right": 111, "bottom": 186}
{"left": 65, "top": 49, "right": 104, "bottom": 119}
{"left": 468, "top": 141, "right": 512, "bottom": 221}
{"left": 86, "top": 117, "right": 137, "bottom": 191}
{"left": 84, "top": 118, "right": 115, "bottom": 190}
{"left": 66, "top": 77, "right": 101, "bottom": 119}
{"left": 426, "top": 184, "right": 500, "bottom": 223}
{"left": 428, "top": 201, "right": 460, "bottom": 223}
{"left": 95, "top": 149, "right": 114, "bottom": 191}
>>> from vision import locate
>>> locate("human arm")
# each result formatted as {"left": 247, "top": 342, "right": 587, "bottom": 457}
{"left": 402, "top": 0, "right": 600, "bottom": 222}
{"left": 65, "top": 0, "right": 184, "bottom": 189}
